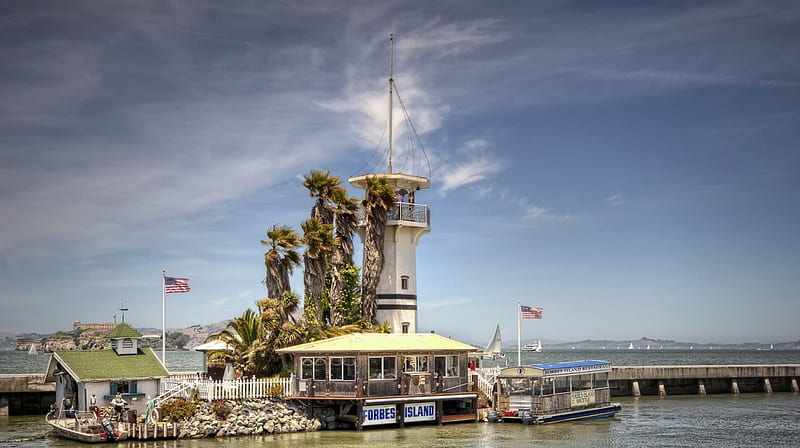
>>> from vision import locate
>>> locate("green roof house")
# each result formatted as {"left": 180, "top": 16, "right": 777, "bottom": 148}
{"left": 45, "top": 323, "right": 168, "bottom": 416}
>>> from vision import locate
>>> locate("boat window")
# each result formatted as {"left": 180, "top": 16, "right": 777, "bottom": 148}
{"left": 571, "top": 374, "right": 593, "bottom": 391}
{"left": 330, "top": 357, "right": 356, "bottom": 381}
{"left": 434, "top": 355, "right": 459, "bottom": 377}
{"left": 594, "top": 372, "right": 608, "bottom": 388}
{"left": 369, "top": 357, "right": 397, "bottom": 379}
{"left": 541, "top": 378, "right": 554, "bottom": 395}
{"left": 509, "top": 378, "right": 531, "bottom": 394}
{"left": 554, "top": 376, "right": 569, "bottom": 394}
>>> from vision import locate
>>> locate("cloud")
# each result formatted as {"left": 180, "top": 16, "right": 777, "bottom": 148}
{"left": 438, "top": 157, "right": 504, "bottom": 195}
{"left": 605, "top": 194, "right": 625, "bottom": 207}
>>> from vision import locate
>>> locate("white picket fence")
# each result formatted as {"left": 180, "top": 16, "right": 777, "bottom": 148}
{"left": 161, "top": 374, "right": 294, "bottom": 401}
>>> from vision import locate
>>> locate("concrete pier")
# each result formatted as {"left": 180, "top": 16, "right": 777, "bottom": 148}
{"left": 609, "top": 365, "right": 800, "bottom": 397}
{"left": 0, "top": 374, "right": 54, "bottom": 416}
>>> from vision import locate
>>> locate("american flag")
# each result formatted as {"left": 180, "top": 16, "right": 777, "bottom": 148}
{"left": 164, "top": 277, "right": 190, "bottom": 293}
{"left": 520, "top": 305, "right": 542, "bottom": 319}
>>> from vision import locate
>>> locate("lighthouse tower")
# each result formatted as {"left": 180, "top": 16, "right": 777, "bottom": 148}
{"left": 349, "top": 35, "right": 430, "bottom": 334}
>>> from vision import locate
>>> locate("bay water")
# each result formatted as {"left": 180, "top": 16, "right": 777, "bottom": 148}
{"left": 2, "top": 350, "right": 799, "bottom": 447}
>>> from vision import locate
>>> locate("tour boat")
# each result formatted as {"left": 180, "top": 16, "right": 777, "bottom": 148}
{"left": 521, "top": 339, "right": 542, "bottom": 352}
{"left": 489, "top": 360, "right": 621, "bottom": 424}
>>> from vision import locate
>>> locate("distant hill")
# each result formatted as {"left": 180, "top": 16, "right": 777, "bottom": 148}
{"left": 2, "top": 320, "right": 231, "bottom": 351}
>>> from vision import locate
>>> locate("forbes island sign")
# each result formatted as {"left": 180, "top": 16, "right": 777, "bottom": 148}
{"left": 404, "top": 402, "right": 436, "bottom": 423}
{"left": 362, "top": 405, "right": 397, "bottom": 426}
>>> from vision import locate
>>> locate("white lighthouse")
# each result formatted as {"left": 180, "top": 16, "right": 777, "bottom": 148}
{"left": 349, "top": 34, "right": 430, "bottom": 334}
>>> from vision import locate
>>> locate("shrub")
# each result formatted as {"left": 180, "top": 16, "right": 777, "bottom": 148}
{"left": 211, "top": 400, "right": 231, "bottom": 420}
{"left": 159, "top": 398, "right": 197, "bottom": 422}
{"left": 267, "top": 384, "right": 284, "bottom": 400}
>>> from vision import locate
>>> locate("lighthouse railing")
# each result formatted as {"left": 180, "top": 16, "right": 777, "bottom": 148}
{"left": 387, "top": 202, "right": 429, "bottom": 225}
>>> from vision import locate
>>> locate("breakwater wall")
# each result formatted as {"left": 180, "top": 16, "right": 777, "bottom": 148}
{"left": 609, "top": 365, "right": 800, "bottom": 396}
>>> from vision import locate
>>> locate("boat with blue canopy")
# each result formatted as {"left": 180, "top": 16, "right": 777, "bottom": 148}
{"left": 489, "top": 360, "right": 621, "bottom": 424}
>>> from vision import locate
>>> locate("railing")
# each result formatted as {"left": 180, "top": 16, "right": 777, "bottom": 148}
{"left": 358, "top": 202, "right": 430, "bottom": 226}
{"left": 475, "top": 367, "right": 500, "bottom": 399}
{"left": 161, "top": 375, "right": 294, "bottom": 401}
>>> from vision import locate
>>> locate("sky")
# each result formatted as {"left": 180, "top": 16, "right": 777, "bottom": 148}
{"left": 1, "top": 1, "right": 798, "bottom": 345}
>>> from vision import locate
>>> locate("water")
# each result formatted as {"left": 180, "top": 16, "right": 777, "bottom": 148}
{"left": 3, "top": 350, "right": 799, "bottom": 446}
{"left": 2, "top": 394, "right": 799, "bottom": 447}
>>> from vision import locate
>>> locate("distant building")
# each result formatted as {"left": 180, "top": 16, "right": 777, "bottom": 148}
{"left": 73, "top": 321, "right": 115, "bottom": 333}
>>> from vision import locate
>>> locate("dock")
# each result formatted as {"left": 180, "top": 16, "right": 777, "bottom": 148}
{"left": 609, "top": 364, "right": 800, "bottom": 396}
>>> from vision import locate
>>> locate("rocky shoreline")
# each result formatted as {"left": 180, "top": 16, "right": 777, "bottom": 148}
{"left": 177, "top": 398, "right": 327, "bottom": 438}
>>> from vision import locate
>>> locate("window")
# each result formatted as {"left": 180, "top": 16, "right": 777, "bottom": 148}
{"left": 571, "top": 374, "right": 593, "bottom": 391}
{"left": 403, "top": 356, "right": 428, "bottom": 373}
{"left": 121, "top": 338, "right": 134, "bottom": 349}
{"left": 401, "top": 276, "right": 409, "bottom": 290}
{"left": 434, "top": 355, "right": 459, "bottom": 377}
{"left": 594, "top": 372, "right": 608, "bottom": 388}
{"left": 541, "top": 378, "right": 554, "bottom": 395}
{"left": 401, "top": 322, "right": 410, "bottom": 334}
{"left": 369, "top": 357, "right": 397, "bottom": 379}
{"left": 554, "top": 376, "right": 569, "bottom": 393}
{"left": 330, "top": 357, "right": 356, "bottom": 381}
{"left": 301, "top": 357, "right": 327, "bottom": 380}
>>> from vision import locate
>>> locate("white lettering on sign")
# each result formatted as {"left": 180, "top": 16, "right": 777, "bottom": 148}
{"left": 543, "top": 364, "right": 609, "bottom": 376}
{"left": 362, "top": 405, "right": 397, "bottom": 426}
{"left": 570, "top": 390, "right": 596, "bottom": 407}
{"left": 404, "top": 402, "right": 436, "bottom": 423}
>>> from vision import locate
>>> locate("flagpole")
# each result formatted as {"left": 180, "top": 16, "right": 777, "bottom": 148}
{"left": 517, "top": 301, "right": 521, "bottom": 367}
{"left": 162, "top": 269, "right": 166, "bottom": 366}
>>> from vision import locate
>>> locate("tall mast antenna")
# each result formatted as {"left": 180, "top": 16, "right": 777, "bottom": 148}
{"left": 388, "top": 33, "right": 394, "bottom": 174}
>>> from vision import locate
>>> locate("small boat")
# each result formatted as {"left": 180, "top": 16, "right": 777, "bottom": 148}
{"left": 521, "top": 339, "right": 542, "bottom": 352}
{"left": 28, "top": 343, "right": 38, "bottom": 355}
{"left": 46, "top": 406, "right": 127, "bottom": 443}
{"left": 482, "top": 324, "right": 505, "bottom": 360}
{"left": 627, "top": 342, "right": 634, "bottom": 350}
{"left": 646, "top": 345, "right": 650, "bottom": 350}
{"left": 490, "top": 360, "right": 621, "bottom": 424}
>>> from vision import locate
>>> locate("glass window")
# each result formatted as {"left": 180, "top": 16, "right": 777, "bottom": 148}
{"left": 369, "top": 357, "right": 396, "bottom": 379}
{"left": 330, "top": 357, "right": 356, "bottom": 381}
{"left": 314, "top": 358, "right": 326, "bottom": 380}
{"left": 571, "top": 374, "right": 593, "bottom": 391}
{"left": 301, "top": 358, "right": 313, "bottom": 379}
{"left": 542, "top": 378, "right": 554, "bottom": 395}
{"left": 403, "top": 356, "right": 428, "bottom": 373}
{"left": 594, "top": 372, "right": 608, "bottom": 388}
{"left": 401, "top": 276, "right": 409, "bottom": 290}
{"left": 434, "top": 355, "right": 459, "bottom": 377}
{"left": 555, "top": 376, "right": 569, "bottom": 393}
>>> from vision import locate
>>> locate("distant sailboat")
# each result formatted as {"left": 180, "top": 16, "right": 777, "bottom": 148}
{"left": 628, "top": 342, "right": 634, "bottom": 350}
{"left": 646, "top": 344, "right": 650, "bottom": 350}
{"left": 690, "top": 345, "right": 694, "bottom": 350}
{"left": 770, "top": 343, "right": 774, "bottom": 350}
{"left": 483, "top": 324, "right": 505, "bottom": 359}
{"left": 28, "top": 343, "right": 37, "bottom": 355}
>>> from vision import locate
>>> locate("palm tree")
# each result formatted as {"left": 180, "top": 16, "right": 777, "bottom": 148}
{"left": 360, "top": 176, "right": 397, "bottom": 323}
{"left": 303, "top": 170, "right": 341, "bottom": 226}
{"left": 301, "top": 218, "right": 335, "bottom": 323}
{"left": 328, "top": 187, "right": 361, "bottom": 326}
{"left": 261, "top": 224, "right": 302, "bottom": 301}
{"left": 207, "top": 308, "right": 270, "bottom": 377}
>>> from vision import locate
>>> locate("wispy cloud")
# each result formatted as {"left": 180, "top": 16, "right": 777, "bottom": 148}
{"left": 605, "top": 194, "right": 625, "bottom": 207}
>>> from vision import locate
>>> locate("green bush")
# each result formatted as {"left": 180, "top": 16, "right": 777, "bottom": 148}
{"left": 160, "top": 398, "right": 197, "bottom": 422}
{"left": 267, "top": 384, "right": 284, "bottom": 400}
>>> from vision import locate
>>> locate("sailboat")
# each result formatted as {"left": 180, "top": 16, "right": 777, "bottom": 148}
{"left": 28, "top": 343, "right": 38, "bottom": 355}
{"left": 627, "top": 342, "right": 634, "bottom": 350}
{"left": 521, "top": 339, "right": 542, "bottom": 352}
{"left": 646, "top": 344, "right": 650, "bottom": 350}
{"left": 483, "top": 324, "right": 505, "bottom": 360}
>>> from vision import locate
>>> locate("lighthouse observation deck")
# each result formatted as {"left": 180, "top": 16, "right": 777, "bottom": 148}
{"left": 357, "top": 202, "right": 430, "bottom": 227}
